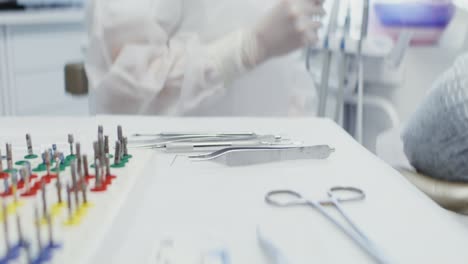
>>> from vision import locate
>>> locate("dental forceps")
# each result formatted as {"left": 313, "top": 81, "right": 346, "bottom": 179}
{"left": 265, "top": 187, "right": 390, "bottom": 264}
{"left": 129, "top": 133, "right": 283, "bottom": 150}
{"left": 188, "top": 145, "right": 334, "bottom": 166}
{"left": 133, "top": 132, "right": 257, "bottom": 138}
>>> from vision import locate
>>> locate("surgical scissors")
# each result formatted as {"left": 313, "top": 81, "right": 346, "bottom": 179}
{"left": 265, "top": 187, "right": 390, "bottom": 264}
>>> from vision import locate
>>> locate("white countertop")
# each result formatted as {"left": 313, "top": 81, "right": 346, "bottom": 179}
{"left": 0, "top": 8, "right": 84, "bottom": 25}
{"left": 1, "top": 116, "right": 468, "bottom": 263}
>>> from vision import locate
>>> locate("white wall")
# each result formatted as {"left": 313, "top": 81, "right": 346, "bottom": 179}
{"left": 392, "top": 8, "right": 468, "bottom": 123}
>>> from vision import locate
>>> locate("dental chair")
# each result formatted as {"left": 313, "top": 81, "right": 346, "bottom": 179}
{"left": 377, "top": 129, "right": 468, "bottom": 215}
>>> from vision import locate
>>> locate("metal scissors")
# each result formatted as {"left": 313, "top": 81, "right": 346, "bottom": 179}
{"left": 265, "top": 187, "right": 390, "bottom": 264}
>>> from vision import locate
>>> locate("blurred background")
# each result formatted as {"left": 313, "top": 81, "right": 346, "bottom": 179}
{"left": 0, "top": 0, "right": 467, "bottom": 153}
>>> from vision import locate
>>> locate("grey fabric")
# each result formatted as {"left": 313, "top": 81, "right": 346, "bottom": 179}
{"left": 402, "top": 53, "right": 468, "bottom": 182}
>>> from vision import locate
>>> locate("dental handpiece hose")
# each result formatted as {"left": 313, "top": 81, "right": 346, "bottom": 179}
{"left": 355, "top": 0, "right": 370, "bottom": 143}
{"left": 317, "top": 0, "right": 341, "bottom": 117}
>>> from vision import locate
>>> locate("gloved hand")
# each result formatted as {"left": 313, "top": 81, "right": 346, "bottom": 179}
{"left": 243, "top": 0, "right": 325, "bottom": 67}
{"left": 208, "top": 0, "right": 325, "bottom": 85}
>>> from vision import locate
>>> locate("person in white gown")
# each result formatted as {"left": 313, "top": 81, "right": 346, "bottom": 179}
{"left": 85, "top": 0, "right": 325, "bottom": 116}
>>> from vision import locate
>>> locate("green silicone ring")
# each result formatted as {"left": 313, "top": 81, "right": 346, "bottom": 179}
{"left": 15, "top": 160, "right": 28, "bottom": 166}
{"left": 33, "top": 164, "right": 47, "bottom": 172}
{"left": 24, "top": 154, "right": 39, "bottom": 159}
{"left": 110, "top": 162, "right": 125, "bottom": 168}
{"left": 51, "top": 164, "right": 66, "bottom": 172}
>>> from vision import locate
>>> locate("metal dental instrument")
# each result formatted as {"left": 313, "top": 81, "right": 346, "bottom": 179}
{"left": 129, "top": 133, "right": 270, "bottom": 144}
{"left": 41, "top": 180, "right": 48, "bottom": 218}
{"left": 317, "top": 0, "right": 341, "bottom": 117}
{"left": 104, "top": 136, "right": 110, "bottom": 157}
{"left": 45, "top": 150, "right": 51, "bottom": 176}
{"left": 117, "top": 125, "right": 124, "bottom": 143}
{"left": 189, "top": 145, "right": 334, "bottom": 166}
{"left": 94, "top": 159, "right": 102, "bottom": 189}
{"left": 68, "top": 134, "right": 74, "bottom": 156}
{"left": 93, "top": 142, "right": 99, "bottom": 165}
{"left": 98, "top": 126, "right": 105, "bottom": 164}
{"left": 123, "top": 137, "right": 129, "bottom": 156}
{"left": 114, "top": 141, "right": 122, "bottom": 165}
{"left": 26, "top": 134, "right": 34, "bottom": 156}
{"left": 265, "top": 187, "right": 389, "bottom": 264}
{"left": 83, "top": 155, "right": 90, "bottom": 177}
{"left": 105, "top": 157, "right": 111, "bottom": 180}
{"left": 0, "top": 149, "right": 3, "bottom": 172}
{"left": 76, "top": 143, "right": 82, "bottom": 176}
{"left": 162, "top": 140, "right": 286, "bottom": 153}
{"left": 130, "top": 135, "right": 283, "bottom": 150}
{"left": 55, "top": 160, "right": 63, "bottom": 204}
{"left": 66, "top": 183, "right": 73, "bottom": 221}
{"left": 71, "top": 161, "right": 80, "bottom": 207}
{"left": 81, "top": 173, "right": 88, "bottom": 205}
{"left": 6, "top": 143, "right": 13, "bottom": 171}
{"left": 117, "top": 126, "right": 125, "bottom": 158}
{"left": 133, "top": 132, "right": 257, "bottom": 138}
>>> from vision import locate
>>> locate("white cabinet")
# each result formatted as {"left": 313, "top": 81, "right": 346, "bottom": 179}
{"left": 0, "top": 8, "right": 88, "bottom": 116}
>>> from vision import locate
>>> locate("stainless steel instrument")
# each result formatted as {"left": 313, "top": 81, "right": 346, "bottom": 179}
{"left": 188, "top": 145, "right": 335, "bottom": 166}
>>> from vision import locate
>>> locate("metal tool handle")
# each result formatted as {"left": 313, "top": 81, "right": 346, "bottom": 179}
{"left": 309, "top": 200, "right": 389, "bottom": 264}
{"left": 190, "top": 145, "right": 333, "bottom": 161}
{"left": 165, "top": 142, "right": 270, "bottom": 153}
{"left": 327, "top": 187, "right": 366, "bottom": 203}
{"left": 132, "top": 132, "right": 257, "bottom": 138}
{"left": 159, "top": 132, "right": 257, "bottom": 138}
{"left": 279, "top": 145, "right": 335, "bottom": 161}
{"left": 129, "top": 135, "right": 279, "bottom": 148}
{"left": 328, "top": 190, "right": 391, "bottom": 264}
{"left": 265, "top": 190, "right": 306, "bottom": 207}
{"left": 265, "top": 186, "right": 363, "bottom": 208}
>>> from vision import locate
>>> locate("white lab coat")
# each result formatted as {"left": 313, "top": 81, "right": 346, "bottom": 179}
{"left": 85, "top": 0, "right": 317, "bottom": 116}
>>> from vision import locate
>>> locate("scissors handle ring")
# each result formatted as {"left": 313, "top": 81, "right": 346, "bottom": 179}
{"left": 265, "top": 190, "right": 304, "bottom": 207}
{"left": 328, "top": 186, "right": 366, "bottom": 202}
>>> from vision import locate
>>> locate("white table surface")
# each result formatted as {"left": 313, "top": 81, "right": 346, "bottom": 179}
{"left": 1, "top": 116, "right": 468, "bottom": 264}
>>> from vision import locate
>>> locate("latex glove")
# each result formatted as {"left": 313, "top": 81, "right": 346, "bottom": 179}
{"left": 244, "top": 0, "right": 325, "bottom": 67}
{"left": 208, "top": 0, "right": 324, "bottom": 85}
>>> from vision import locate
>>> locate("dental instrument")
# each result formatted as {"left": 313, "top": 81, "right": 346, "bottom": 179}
{"left": 265, "top": 187, "right": 390, "bottom": 264}
{"left": 188, "top": 145, "right": 335, "bottom": 166}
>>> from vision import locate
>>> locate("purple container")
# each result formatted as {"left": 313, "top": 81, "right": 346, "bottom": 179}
{"left": 374, "top": 1, "right": 455, "bottom": 28}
